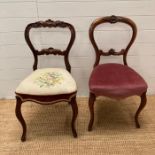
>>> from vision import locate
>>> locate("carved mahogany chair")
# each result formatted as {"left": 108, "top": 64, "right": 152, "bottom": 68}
{"left": 15, "top": 19, "right": 78, "bottom": 141}
{"left": 88, "top": 15, "right": 148, "bottom": 131}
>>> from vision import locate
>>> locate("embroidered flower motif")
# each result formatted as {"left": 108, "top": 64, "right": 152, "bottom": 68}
{"left": 34, "top": 72, "right": 64, "bottom": 87}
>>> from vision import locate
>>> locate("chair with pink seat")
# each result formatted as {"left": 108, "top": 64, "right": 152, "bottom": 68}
{"left": 88, "top": 15, "right": 148, "bottom": 131}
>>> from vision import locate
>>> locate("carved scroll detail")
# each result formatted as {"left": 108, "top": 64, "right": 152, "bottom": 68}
{"left": 37, "top": 48, "right": 64, "bottom": 56}
{"left": 109, "top": 15, "right": 119, "bottom": 24}
{"left": 99, "top": 49, "right": 125, "bottom": 56}
{"left": 31, "top": 19, "right": 70, "bottom": 28}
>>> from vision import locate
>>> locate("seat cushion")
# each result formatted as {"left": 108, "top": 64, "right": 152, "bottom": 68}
{"left": 16, "top": 68, "right": 77, "bottom": 95}
{"left": 89, "top": 63, "right": 147, "bottom": 98}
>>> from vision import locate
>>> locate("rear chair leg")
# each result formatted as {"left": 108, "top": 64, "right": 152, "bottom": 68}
{"left": 70, "top": 96, "right": 78, "bottom": 138}
{"left": 88, "top": 92, "right": 96, "bottom": 131}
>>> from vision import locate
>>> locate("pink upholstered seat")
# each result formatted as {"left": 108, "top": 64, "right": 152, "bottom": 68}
{"left": 89, "top": 63, "right": 147, "bottom": 98}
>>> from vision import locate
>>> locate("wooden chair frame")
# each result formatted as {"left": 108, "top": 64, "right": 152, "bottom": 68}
{"left": 88, "top": 15, "right": 147, "bottom": 131}
{"left": 15, "top": 19, "right": 78, "bottom": 141}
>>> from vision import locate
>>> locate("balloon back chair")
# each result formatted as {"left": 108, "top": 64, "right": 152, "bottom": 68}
{"left": 88, "top": 15, "right": 148, "bottom": 131}
{"left": 15, "top": 19, "right": 78, "bottom": 141}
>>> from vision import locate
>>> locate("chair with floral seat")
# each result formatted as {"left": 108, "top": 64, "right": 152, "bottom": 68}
{"left": 88, "top": 15, "right": 148, "bottom": 131}
{"left": 15, "top": 19, "right": 78, "bottom": 141}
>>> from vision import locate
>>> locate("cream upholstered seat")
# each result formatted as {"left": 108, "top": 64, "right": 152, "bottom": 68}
{"left": 16, "top": 68, "right": 77, "bottom": 95}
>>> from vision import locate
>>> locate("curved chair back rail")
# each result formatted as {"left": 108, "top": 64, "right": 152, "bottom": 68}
{"left": 89, "top": 15, "right": 137, "bottom": 67}
{"left": 25, "top": 19, "right": 76, "bottom": 72}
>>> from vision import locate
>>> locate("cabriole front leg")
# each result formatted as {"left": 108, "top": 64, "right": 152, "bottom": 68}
{"left": 15, "top": 96, "right": 27, "bottom": 142}
{"left": 135, "top": 92, "right": 147, "bottom": 128}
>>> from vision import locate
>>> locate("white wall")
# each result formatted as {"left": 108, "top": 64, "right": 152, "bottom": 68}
{"left": 0, "top": 0, "right": 155, "bottom": 99}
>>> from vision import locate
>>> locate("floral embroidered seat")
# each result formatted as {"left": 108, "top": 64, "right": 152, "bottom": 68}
{"left": 16, "top": 68, "right": 77, "bottom": 95}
